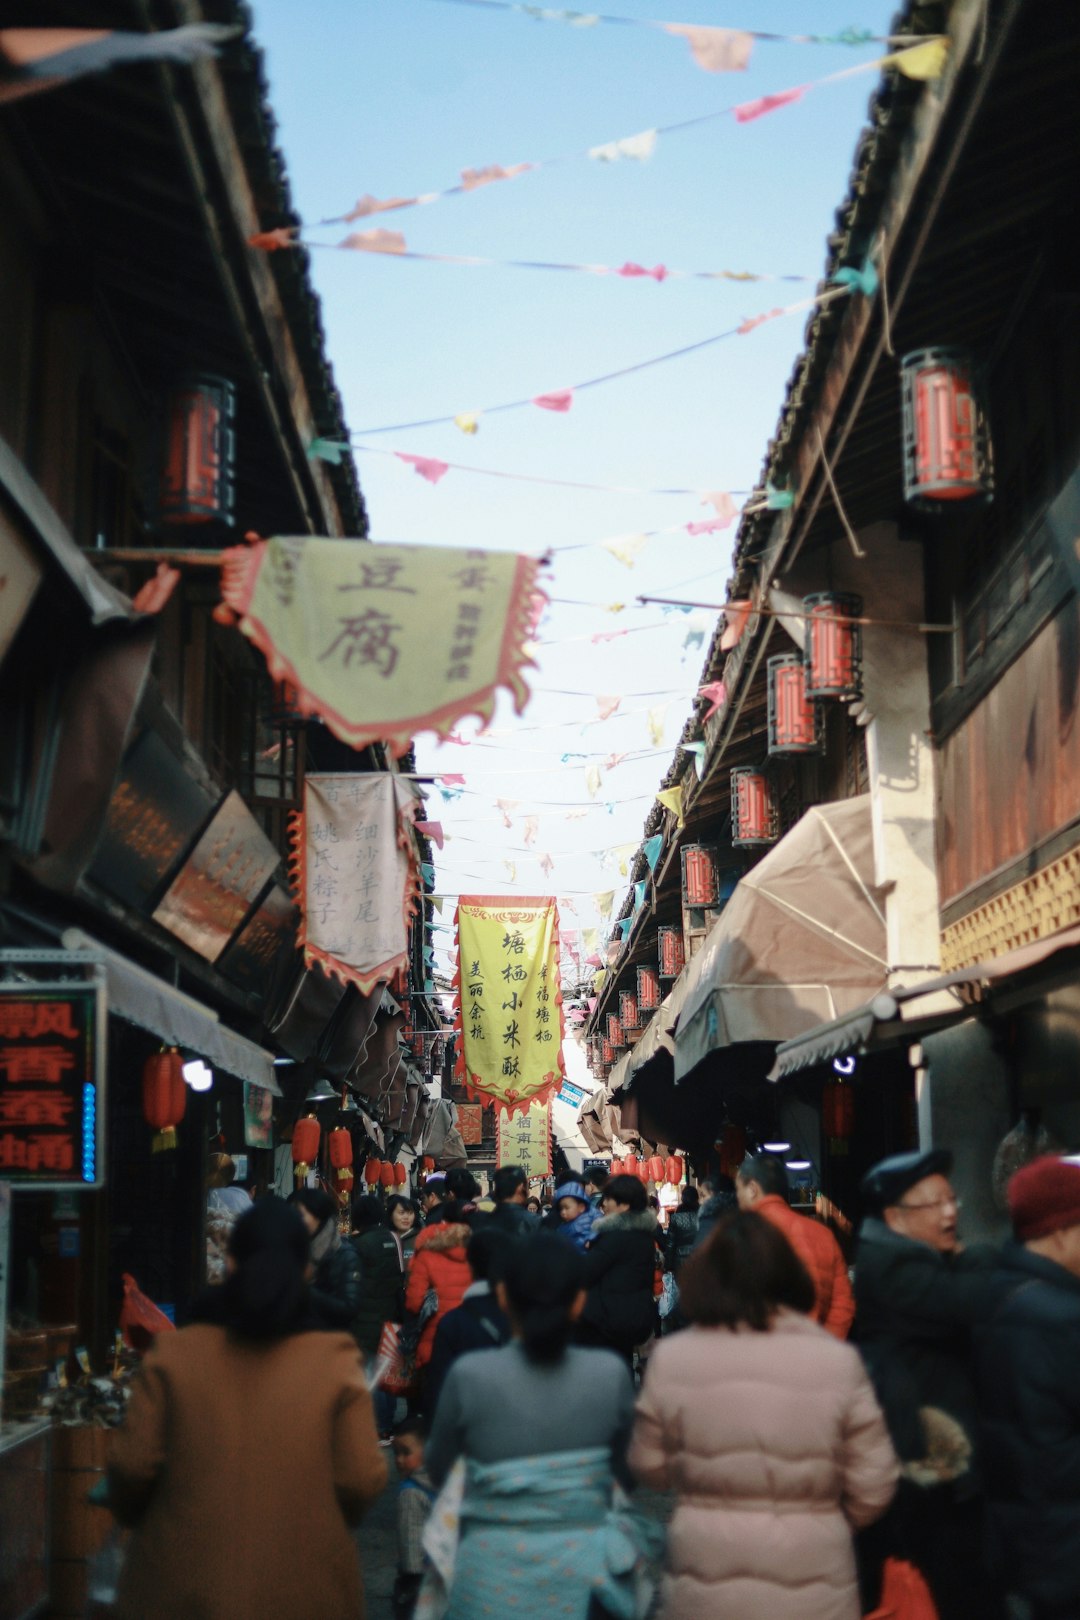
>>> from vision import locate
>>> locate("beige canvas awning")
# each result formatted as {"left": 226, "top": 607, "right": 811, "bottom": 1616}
{"left": 675, "top": 795, "right": 889, "bottom": 1081}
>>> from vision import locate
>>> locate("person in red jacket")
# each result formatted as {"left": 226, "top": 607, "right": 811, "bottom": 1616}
{"left": 736, "top": 1153, "right": 855, "bottom": 1339}
{"left": 404, "top": 1204, "right": 472, "bottom": 1373}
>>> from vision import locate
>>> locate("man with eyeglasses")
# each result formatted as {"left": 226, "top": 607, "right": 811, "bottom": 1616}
{"left": 853, "top": 1148, "right": 1001, "bottom": 1620}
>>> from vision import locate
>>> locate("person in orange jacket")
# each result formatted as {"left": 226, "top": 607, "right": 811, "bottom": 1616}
{"left": 404, "top": 1204, "right": 473, "bottom": 1371}
{"left": 736, "top": 1153, "right": 855, "bottom": 1339}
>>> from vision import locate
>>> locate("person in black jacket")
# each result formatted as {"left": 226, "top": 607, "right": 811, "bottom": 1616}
{"left": 974, "top": 1155, "right": 1080, "bottom": 1620}
{"left": 289, "top": 1186, "right": 362, "bottom": 1331}
{"left": 425, "top": 1227, "right": 511, "bottom": 1415}
{"left": 486, "top": 1165, "right": 540, "bottom": 1239}
{"left": 576, "top": 1173, "right": 656, "bottom": 1367}
{"left": 853, "top": 1149, "right": 1000, "bottom": 1620}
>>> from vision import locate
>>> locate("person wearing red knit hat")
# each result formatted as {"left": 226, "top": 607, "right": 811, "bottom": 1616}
{"left": 974, "top": 1155, "right": 1080, "bottom": 1620}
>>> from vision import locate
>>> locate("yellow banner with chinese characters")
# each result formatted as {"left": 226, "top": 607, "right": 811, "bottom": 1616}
{"left": 454, "top": 896, "right": 565, "bottom": 1115}
{"left": 496, "top": 1100, "right": 551, "bottom": 1178}
{"left": 219, "top": 538, "right": 542, "bottom": 758}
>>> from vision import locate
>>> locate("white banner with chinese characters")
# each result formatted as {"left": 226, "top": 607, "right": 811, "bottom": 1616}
{"left": 496, "top": 1099, "right": 551, "bottom": 1178}
{"left": 290, "top": 774, "right": 421, "bottom": 996}
{"left": 453, "top": 896, "right": 565, "bottom": 1115}
{"left": 219, "top": 538, "right": 543, "bottom": 757}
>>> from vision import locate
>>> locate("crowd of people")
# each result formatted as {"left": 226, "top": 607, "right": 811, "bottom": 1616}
{"left": 103, "top": 1144, "right": 1080, "bottom": 1620}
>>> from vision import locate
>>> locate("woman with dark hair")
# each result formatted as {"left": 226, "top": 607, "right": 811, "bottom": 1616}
{"left": 425, "top": 1236, "right": 659, "bottom": 1619}
{"left": 351, "top": 1194, "right": 418, "bottom": 1438}
{"left": 630, "top": 1212, "right": 897, "bottom": 1620}
{"left": 107, "top": 1200, "right": 387, "bottom": 1620}
{"left": 404, "top": 1184, "right": 474, "bottom": 1381}
{"left": 577, "top": 1172, "right": 657, "bottom": 1365}
{"left": 664, "top": 1187, "right": 700, "bottom": 1276}
{"left": 290, "top": 1186, "right": 363, "bottom": 1331}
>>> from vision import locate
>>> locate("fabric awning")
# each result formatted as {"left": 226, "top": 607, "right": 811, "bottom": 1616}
{"left": 625, "top": 973, "right": 691, "bottom": 1085}
{"left": 60, "top": 929, "right": 279, "bottom": 1092}
{"left": 576, "top": 1087, "right": 614, "bottom": 1153}
{"left": 675, "top": 796, "right": 889, "bottom": 1081}
{"left": 769, "top": 920, "right": 1080, "bottom": 1079}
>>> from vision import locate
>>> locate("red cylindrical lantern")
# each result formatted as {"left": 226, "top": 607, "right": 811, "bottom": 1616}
{"left": 665, "top": 1155, "right": 684, "bottom": 1186}
{"left": 637, "top": 966, "right": 661, "bottom": 1012}
{"left": 768, "top": 654, "right": 821, "bottom": 754}
{"left": 822, "top": 1079, "right": 856, "bottom": 1153}
{"left": 624, "top": 1154, "right": 640, "bottom": 1178}
{"left": 648, "top": 1154, "right": 665, "bottom": 1183}
{"left": 620, "top": 991, "right": 640, "bottom": 1032}
{"left": 292, "top": 1115, "right": 321, "bottom": 1184}
{"left": 363, "top": 1158, "right": 382, "bottom": 1186}
{"left": 328, "top": 1127, "right": 354, "bottom": 1188}
{"left": 658, "top": 926, "right": 685, "bottom": 980}
{"left": 803, "top": 594, "right": 862, "bottom": 700}
{"left": 159, "top": 375, "right": 236, "bottom": 525}
{"left": 901, "top": 346, "right": 992, "bottom": 510}
{"left": 601, "top": 1039, "right": 614, "bottom": 1064}
{"left": 379, "top": 1163, "right": 396, "bottom": 1189}
{"left": 394, "top": 1163, "right": 408, "bottom": 1186}
{"left": 731, "top": 769, "right": 778, "bottom": 848}
{"left": 717, "top": 1123, "right": 747, "bottom": 1180}
{"left": 608, "top": 1014, "right": 624, "bottom": 1048}
{"left": 142, "top": 1049, "right": 186, "bottom": 1153}
{"left": 422, "top": 1156, "right": 435, "bottom": 1174}
{"left": 682, "top": 844, "right": 720, "bottom": 908}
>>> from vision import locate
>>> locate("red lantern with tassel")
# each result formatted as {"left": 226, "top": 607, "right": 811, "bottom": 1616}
{"left": 363, "top": 1158, "right": 382, "bottom": 1186}
{"left": 822, "top": 1078, "right": 856, "bottom": 1154}
{"left": 717, "top": 1124, "right": 747, "bottom": 1180}
{"left": 647, "top": 1154, "right": 664, "bottom": 1183}
{"left": 422, "top": 1155, "right": 435, "bottom": 1174}
{"left": 379, "top": 1163, "right": 396, "bottom": 1190}
{"left": 624, "top": 1154, "right": 640, "bottom": 1179}
{"left": 394, "top": 1163, "right": 408, "bottom": 1187}
{"left": 142, "top": 1048, "right": 186, "bottom": 1153}
{"left": 328, "top": 1127, "right": 354, "bottom": 1189}
{"left": 665, "top": 1155, "right": 683, "bottom": 1185}
{"left": 292, "top": 1115, "right": 321, "bottom": 1184}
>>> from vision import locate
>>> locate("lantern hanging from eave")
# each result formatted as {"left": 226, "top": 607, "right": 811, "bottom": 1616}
{"left": 142, "top": 1048, "right": 186, "bottom": 1153}
{"left": 159, "top": 375, "right": 236, "bottom": 526}
{"left": 716, "top": 1123, "right": 747, "bottom": 1180}
{"left": 393, "top": 1163, "right": 408, "bottom": 1186}
{"left": 379, "top": 1162, "right": 396, "bottom": 1189}
{"left": 665, "top": 1154, "right": 684, "bottom": 1186}
{"left": 681, "top": 844, "right": 721, "bottom": 909}
{"left": 803, "top": 594, "right": 862, "bottom": 701}
{"left": 658, "top": 926, "right": 685, "bottom": 981}
{"left": 363, "top": 1158, "right": 382, "bottom": 1186}
{"left": 607, "top": 1014, "right": 624, "bottom": 1048}
{"left": 637, "top": 966, "right": 661, "bottom": 1012}
{"left": 411, "top": 1033, "right": 425, "bottom": 1059}
{"left": 422, "top": 1155, "right": 435, "bottom": 1174}
{"left": 624, "top": 1154, "right": 640, "bottom": 1179}
{"left": 292, "top": 1115, "right": 321, "bottom": 1184}
{"left": 601, "top": 1039, "right": 614, "bottom": 1064}
{"left": 901, "top": 346, "right": 993, "bottom": 510}
{"left": 328, "top": 1127, "right": 354, "bottom": 1188}
{"left": 767, "top": 654, "right": 822, "bottom": 755}
{"left": 647, "top": 1154, "right": 665, "bottom": 1183}
{"left": 620, "top": 991, "right": 640, "bottom": 1032}
{"left": 731, "top": 769, "right": 779, "bottom": 849}
{"left": 822, "top": 1078, "right": 856, "bottom": 1154}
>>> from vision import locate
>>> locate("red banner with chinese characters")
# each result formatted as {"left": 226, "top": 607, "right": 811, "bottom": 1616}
{"left": 453, "top": 896, "right": 565, "bottom": 1115}
{"left": 0, "top": 983, "right": 104, "bottom": 1186}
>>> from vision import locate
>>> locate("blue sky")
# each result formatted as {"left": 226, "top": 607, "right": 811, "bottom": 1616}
{"left": 250, "top": 0, "right": 899, "bottom": 989}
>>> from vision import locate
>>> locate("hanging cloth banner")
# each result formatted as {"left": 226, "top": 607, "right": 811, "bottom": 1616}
{"left": 453, "top": 895, "right": 566, "bottom": 1114}
{"left": 0, "top": 24, "right": 238, "bottom": 104}
{"left": 289, "top": 774, "right": 421, "bottom": 995}
{"left": 219, "top": 537, "right": 543, "bottom": 757}
{"left": 496, "top": 1098, "right": 552, "bottom": 1177}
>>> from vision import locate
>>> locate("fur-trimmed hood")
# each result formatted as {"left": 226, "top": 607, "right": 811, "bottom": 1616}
{"left": 592, "top": 1207, "right": 658, "bottom": 1237}
{"left": 415, "top": 1221, "right": 471, "bottom": 1256}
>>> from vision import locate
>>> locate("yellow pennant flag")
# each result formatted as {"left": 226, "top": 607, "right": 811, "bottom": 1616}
{"left": 219, "top": 538, "right": 542, "bottom": 758}
{"left": 886, "top": 37, "right": 948, "bottom": 79}
{"left": 593, "top": 968, "right": 607, "bottom": 992}
{"left": 657, "top": 786, "right": 685, "bottom": 827}
{"left": 594, "top": 890, "right": 614, "bottom": 918}
{"left": 496, "top": 1099, "right": 551, "bottom": 1176}
{"left": 647, "top": 705, "right": 668, "bottom": 747}
{"left": 582, "top": 926, "right": 599, "bottom": 953}
{"left": 615, "top": 842, "right": 636, "bottom": 877}
{"left": 454, "top": 896, "right": 564, "bottom": 1114}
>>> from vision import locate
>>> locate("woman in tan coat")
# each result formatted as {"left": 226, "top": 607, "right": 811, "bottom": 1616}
{"left": 629, "top": 1211, "right": 897, "bottom": 1620}
{"left": 108, "top": 1199, "right": 387, "bottom": 1620}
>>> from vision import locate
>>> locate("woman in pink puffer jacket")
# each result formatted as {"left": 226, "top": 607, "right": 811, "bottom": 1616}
{"left": 630, "top": 1211, "right": 897, "bottom": 1620}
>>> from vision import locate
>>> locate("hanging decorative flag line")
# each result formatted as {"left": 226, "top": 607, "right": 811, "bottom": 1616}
{"left": 217, "top": 536, "right": 543, "bottom": 757}
{"left": 297, "top": 41, "right": 947, "bottom": 230}
{"left": 332, "top": 282, "right": 855, "bottom": 438}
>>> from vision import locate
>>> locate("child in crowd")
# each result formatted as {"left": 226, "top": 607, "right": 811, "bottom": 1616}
{"left": 554, "top": 1180, "right": 600, "bottom": 1252}
{"left": 392, "top": 1418, "right": 436, "bottom": 1620}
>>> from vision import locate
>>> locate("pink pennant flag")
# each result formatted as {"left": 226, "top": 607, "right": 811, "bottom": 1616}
{"left": 495, "top": 798, "right": 520, "bottom": 828}
{"left": 686, "top": 519, "right": 726, "bottom": 536}
{"left": 438, "top": 773, "right": 466, "bottom": 786}
{"left": 564, "top": 809, "right": 588, "bottom": 821}
{"left": 603, "top": 752, "right": 627, "bottom": 771}
{"left": 585, "top": 953, "right": 603, "bottom": 969}
{"left": 737, "top": 308, "right": 784, "bottom": 336}
{"left": 591, "top": 630, "right": 629, "bottom": 645}
{"left": 596, "top": 695, "right": 621, "bottom": 721}
{"left": 533, "top": 389, "right": 574, "bottom": 413}
{"left": 248, "top": 227, "right": 298, "bottom": 252}
{"left": 698, "top": 680, "right": 728, "bottom": 721}
{"left": 703, "top": 491, "right": 738, "bottom": 526}
{"left": 587, "top": 997, "right": 598, "bottom": 1013}
{"left": 733, "top": 86, "right": 806, "bottom": 124}
{"left": 523, "top": 815, "right": 539, "bottom": 847}
{"left": 460, "top": 162, "right": 532, "bottom": 191}
{"left": 415, "top": 820, "right": 445, "bottom": 850}
{"left": 616, "top": 262, "right": 669, "bottom": 283}
{"left": 720, "top": 599, "right": 752, "bottom": 650}
{"left": 343, "top": 193, "right": 416, "bottom": 221}
{"left": 665, "top": 24, "right": 753, "bottom": 74}
{"left": 339, "top": 228, "right": 407, "bottom": 255}
{"left": 539, "top": 852, "right": 554, "bottom": 877}
{"left": 395, "top": 452, "right": 449, "bottom": 484}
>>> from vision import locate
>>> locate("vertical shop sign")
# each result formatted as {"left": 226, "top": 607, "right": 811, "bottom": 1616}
{"left": 496, "top": 1100, "right": 551, "bottom": 1178}
{"left": 0, "top": 981, "right": 106, "bottom": 1187}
